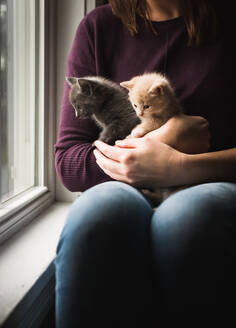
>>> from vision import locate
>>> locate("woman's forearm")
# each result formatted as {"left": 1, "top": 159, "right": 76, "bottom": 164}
{"left": 179, "top": 148, "right": 236, "bottom": 186}
{"left": 94, "top": 138, "right": 236, "bottom": 190}
{"left": 146, "top": 114, "right": 211, "bottom": 154}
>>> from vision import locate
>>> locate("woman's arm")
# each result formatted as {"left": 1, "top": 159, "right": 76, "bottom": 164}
{"left": 54, "top": 16, "right": 113, "bottom": 192}
{"left": 145, "top": 114, "right": 211, "bottom": 154}
{"left": 181, "top": 148, "right": 236, "bottom": 185}
{"left": 93, "top": 122, "right": 236, "bottom": 188}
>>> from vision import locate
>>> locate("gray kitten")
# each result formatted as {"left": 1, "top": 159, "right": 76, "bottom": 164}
{"left": 66, "top": 76, "right": 140, "bottom": 145}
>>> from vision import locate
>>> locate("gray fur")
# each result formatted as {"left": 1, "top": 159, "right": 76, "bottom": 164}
{"left": 66, "top": 76, "right": 140, "bottom": 145}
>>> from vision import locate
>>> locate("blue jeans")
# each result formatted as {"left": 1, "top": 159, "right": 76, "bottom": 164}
{"left": 54, "top": 181, "right": 236, "bottom": 327}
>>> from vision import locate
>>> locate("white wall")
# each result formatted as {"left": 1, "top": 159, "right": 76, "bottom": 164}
{"left": 56, "top": 0, "right": 95, "bottom": 202}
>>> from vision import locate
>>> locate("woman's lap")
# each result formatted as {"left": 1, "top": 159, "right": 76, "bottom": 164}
{"left": 151, "top": 182, "right": 236, "bottom": 316}
{"left": 55, "top": 181, "right": 155, "bottom": 328}
{"left": 55, "top": 181, "right": 236, "bottom": 326}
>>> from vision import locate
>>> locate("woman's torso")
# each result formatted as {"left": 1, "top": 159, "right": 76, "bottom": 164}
{"left": 84, "top": 5, "right": 235, "bottom": 151}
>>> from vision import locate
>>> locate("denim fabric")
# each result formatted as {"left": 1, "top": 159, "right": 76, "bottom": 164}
{"left": 54, "top": 181, "right": 236, "bottom": 327}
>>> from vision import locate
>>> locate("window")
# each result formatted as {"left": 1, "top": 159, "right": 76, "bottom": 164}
{"left": 1, "top": 0, "right": 37, "bottom": 203}
{"left": 0, "top": 0, "right": 56, "bottom": 243}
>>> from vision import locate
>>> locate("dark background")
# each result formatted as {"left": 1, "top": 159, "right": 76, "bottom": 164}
{"left": 96, "top": 0, "right": 108, "bottom": 6}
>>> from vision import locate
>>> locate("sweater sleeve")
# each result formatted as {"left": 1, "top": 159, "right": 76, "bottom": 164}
{"left": 54, "top": 17, "right": 113, "bottom": 192}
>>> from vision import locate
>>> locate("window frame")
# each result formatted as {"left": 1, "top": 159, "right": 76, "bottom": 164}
{"left": 0, "top": 0, "right": 57, "bottom": 245}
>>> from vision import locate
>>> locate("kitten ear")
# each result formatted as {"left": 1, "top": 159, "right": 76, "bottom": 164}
{"left": 120, "top": 81, "right": 134, "bottom": 90}
{"left": 149, "top": 84, "right": 164, "bottom": 96}
{"left": 77, "top": 79, "right": 97, "bottom": 95}
{"left": 120, "top": 77, "right": 138, "bottom": 90}
{"left": 66, "top": 77, "right": 79, "bottom": 86}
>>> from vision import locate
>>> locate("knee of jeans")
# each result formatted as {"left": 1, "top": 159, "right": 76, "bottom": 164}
{"left": 151, "top": 183, "right": 234, "bottom": 254}
{"left": 57, "top": 181, "right": 152, "bottom": 253}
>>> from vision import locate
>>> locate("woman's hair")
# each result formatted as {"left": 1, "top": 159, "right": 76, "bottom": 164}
{"left": 108, "top": 0, "right": 219, "bottom": 46}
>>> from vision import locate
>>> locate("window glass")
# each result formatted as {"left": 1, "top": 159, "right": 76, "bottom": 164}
{"left": 0, "top": 0, "right": 36, "bottom": 203}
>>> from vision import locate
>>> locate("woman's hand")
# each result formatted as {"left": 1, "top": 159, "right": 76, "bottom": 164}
{"left": 93, "top": 114, "right": 210, "bottom": 188}
{"left": 93, "top": 137, "right": 185, "bottom": 189}
{"left": 145, "top": 114, "right": 210, "bottom": 154}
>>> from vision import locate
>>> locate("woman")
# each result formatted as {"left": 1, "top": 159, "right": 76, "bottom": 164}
{"left": 54, "top": 0, "right": 236, "bottom": 326}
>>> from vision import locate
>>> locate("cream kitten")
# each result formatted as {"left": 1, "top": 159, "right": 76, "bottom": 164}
{"left": 120, "top": 72, "right": 183, "bottom": 137}
{"left": 120, "top": 72, "right": 183, "bottom": 206}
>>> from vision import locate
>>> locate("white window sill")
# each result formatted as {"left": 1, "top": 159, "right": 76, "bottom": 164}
{"left": 0, "top": 186, "right": 49, "bottom": 222}
{"left": 0, "top": 201, "right": 71, "bottom": 325}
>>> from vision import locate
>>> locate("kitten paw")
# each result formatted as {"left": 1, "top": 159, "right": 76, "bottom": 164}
{"left": 131, "top": 129, "right": 146, "bottom": 138}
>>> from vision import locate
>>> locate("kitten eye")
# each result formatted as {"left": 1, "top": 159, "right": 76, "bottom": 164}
{"left": 143, "top": 105, "right": 150, "bottom": 109}
{"left": 134, "top": 104, "right": 137, "bottom": 108}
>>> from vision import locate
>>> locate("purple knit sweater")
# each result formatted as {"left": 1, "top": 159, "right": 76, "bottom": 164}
{"left": 54, "top": 4, "right": 235, "bottom": 192}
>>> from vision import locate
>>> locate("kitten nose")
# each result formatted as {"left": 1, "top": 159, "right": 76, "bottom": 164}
{"left": 138, "top": 109, "right": 144, "bottom": 116}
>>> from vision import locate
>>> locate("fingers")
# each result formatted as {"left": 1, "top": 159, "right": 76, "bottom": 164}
{"left": 94, "top": 140, "right": 128, "bottom": 161}
{"left": 115, "top": 137, "right": 141, "bottom": 148}
{"left": 93, "top": 148, "right": 131, "bottom": 183}
{"left": 93, "top": 148, "right": 119, "bottom": 167}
